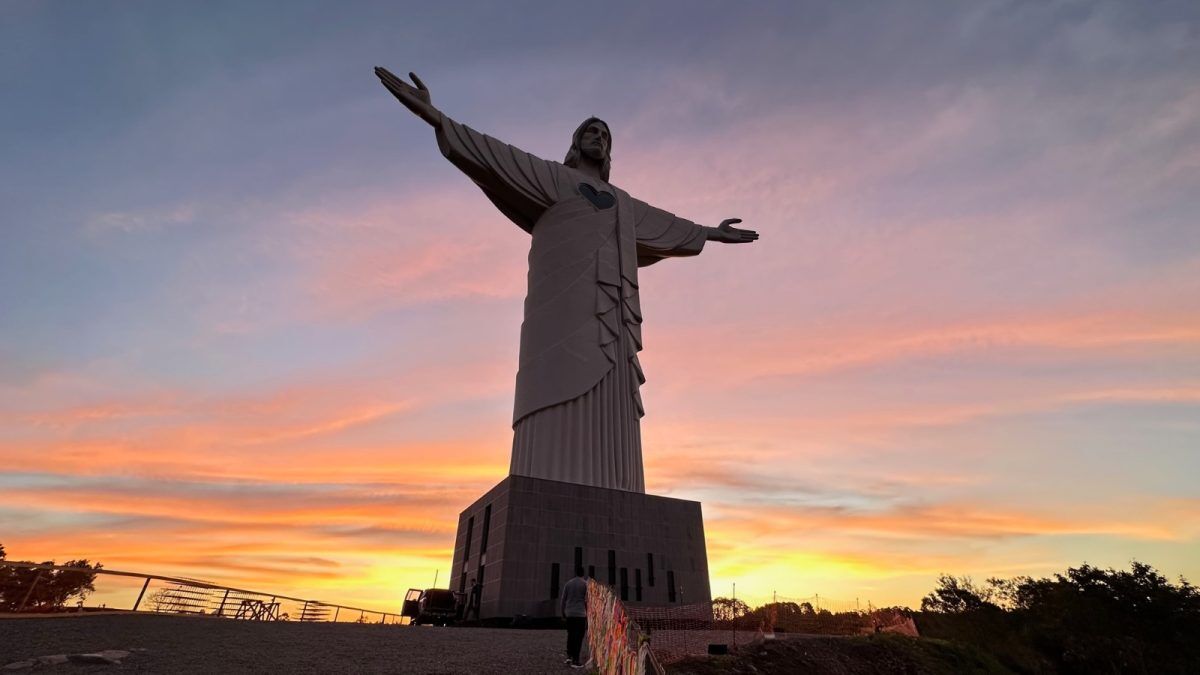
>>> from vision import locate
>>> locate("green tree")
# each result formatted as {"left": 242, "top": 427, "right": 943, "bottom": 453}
{"left": 917, "top": 562, "right": 1200, "bottom": 674}
{"left": 0, "top": 543, "right": 18, "bottom": 609}
{"left": 758, "top": 600, "right": 803, "bottom": 623}
{"left": 0, "top": 545, "right": 103, "bottom": 612}
{"left": 712, "top": 596, "right": 751, "bottom": 622}
{"left": 39, "top": 559, "right": 101, "bottom": 609}
{"left": 920, "top": 574, "right": 1001, "bottom": 613}
{"left": 1010, "top": 562, "right": 1199, "bottom": 673}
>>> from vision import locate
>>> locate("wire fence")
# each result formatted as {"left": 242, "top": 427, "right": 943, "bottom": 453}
{"left": 627, "top": 600, "right": 762, "bottom": 667}
{"left": 0, "top": 561, "right": 403, "bottom": 624}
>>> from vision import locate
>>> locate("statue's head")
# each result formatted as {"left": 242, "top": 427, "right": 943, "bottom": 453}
{"left": 564, "top": 117, "right": 611, "bottom": 181}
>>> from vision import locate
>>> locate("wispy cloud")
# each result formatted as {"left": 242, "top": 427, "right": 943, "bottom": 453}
{"left": 84, "top": 205, "right": 197, "bottom": 235}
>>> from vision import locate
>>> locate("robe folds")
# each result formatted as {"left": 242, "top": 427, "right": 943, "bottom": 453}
{"left": 436, "top": 113, "right": 706, "bottom": 493}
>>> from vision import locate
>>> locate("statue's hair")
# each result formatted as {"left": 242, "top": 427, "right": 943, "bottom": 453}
{"left": 563, "top": 117, "right": 612, "bottom": 182}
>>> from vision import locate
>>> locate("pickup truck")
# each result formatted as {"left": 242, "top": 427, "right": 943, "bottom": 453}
{"left": 401, "top": 588, "right": 463, "bottom": 626}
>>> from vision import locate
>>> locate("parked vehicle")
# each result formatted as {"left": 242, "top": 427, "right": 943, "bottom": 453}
{"left": 401, "top": 588, "right": 463, "bottom": 626}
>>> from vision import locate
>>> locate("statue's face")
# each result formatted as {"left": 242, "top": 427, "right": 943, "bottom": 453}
{"left": 579, "top": 122, "right": 610, "bottom": 163}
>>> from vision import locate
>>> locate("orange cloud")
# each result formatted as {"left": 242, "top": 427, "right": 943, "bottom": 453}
{"left": 642, "top": 309, "right": 1200, "bottom": 393}
{"left": 710, "top": 501, "right": 1191, "bottom": 544}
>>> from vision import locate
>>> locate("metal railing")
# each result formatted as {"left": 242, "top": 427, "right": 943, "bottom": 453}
{"left": 0, "top": 561, "right": 404, "bottom": 624}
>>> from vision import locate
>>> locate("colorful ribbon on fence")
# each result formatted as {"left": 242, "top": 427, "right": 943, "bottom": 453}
{"left": 586, "top": 579, "right": 659, "bottom": 675}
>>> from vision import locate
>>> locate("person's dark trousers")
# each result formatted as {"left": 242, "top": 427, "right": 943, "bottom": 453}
{"left": 566, "top": 616, "right": 588, "bottom": 665}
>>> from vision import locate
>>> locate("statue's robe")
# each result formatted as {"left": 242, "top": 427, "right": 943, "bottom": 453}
{"left": 436, "top": 114, "right": 707, "bottom": 493}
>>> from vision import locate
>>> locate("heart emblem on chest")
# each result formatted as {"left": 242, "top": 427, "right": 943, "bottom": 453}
{"left": 578, "top": 183, "right": 615, "bottom": 210}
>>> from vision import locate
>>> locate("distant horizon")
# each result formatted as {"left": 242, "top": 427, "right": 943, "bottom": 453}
{"left": 9, "top": 552, "right": 1182, "bottom": 616}
{"left": 2, "top": 0, "right": 1198, "bottom": 612}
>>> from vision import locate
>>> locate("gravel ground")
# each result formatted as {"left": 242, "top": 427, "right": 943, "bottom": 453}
{"left": 0, "top": 613, "right": 578, "bottom": 674}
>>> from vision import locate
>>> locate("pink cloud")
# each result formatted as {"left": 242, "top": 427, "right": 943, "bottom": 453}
{"left": 277, "top": 186, "right": 529, "bottom": 319}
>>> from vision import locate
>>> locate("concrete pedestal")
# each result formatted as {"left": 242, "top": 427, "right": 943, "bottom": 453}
{"left": 450, "top": 475, "right": 711, "bottom": 619}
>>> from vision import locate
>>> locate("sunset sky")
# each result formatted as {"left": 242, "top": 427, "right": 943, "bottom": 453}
{"left": 2, "top": 1, "right": 1198, "bottom": 611}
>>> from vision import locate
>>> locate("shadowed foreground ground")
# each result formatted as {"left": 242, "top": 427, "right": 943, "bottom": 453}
{"left": 1, "top": 614, "right": 1018, "bottom": 674}
{"left": 0, "top": 613, "right": 571, "bottom": 674}
{"left": 669, "top": 633, "right": 1012, "bottom": 675}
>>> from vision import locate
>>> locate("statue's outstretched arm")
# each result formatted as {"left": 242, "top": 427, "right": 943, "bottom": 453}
{"left": 375, "top": 67, "right": 440, "bottom": 127}
{"left": 632, "top": 199, "right": 759, "bottom": 267}
{"left": 704, "top": 218, "right": 759, "bottom": 244}
{"left": 375, "top": 66, "right": 561, "bottom": 231}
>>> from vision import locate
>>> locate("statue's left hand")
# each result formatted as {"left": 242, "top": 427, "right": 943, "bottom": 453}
{"left": 709, "top": 218, "right": 759, "bottom": 244}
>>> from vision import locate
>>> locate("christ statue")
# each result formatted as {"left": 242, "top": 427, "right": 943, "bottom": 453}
{"left": 376, "top": 68, "right": 759, "bottom": 493}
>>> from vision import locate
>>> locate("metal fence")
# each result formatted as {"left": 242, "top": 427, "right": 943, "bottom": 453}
{"left": 0, "top": 561, "right": 403, "bottom": 624}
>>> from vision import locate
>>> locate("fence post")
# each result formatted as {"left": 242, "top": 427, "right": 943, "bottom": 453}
{"left": 132, "top": 578, "right": 151, "bottom": 611}
{"left": 17, "top": 571, "right": 44, "bottom": 611}
{"left": 217, "top": 589, "right": 231, "bottom": 617}
{"left": 333, "top": 606, "right": 340, "bottom": 622}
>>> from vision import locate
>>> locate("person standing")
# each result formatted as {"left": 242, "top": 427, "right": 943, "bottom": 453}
{"left": 561, "top": 568, "right": 589, "bottom": 668}
{"left": 466, "top": 577, "right": 482, "bottom": 620}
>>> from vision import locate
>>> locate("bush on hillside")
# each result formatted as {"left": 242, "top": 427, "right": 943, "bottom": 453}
{"left": 917, "top": 561, "right": 1200, "bottom": 674}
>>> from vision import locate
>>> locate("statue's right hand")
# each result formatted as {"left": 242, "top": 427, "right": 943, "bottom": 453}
{"left": 374, "top": 67, "right": 436, "bottom": 123}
